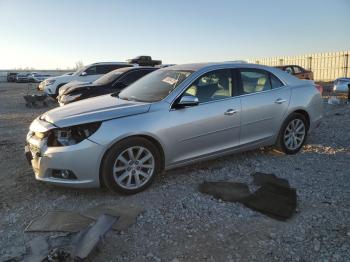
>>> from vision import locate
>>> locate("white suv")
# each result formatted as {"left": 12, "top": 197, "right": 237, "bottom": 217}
{"left": 38, "top": 62, "right": 133, "bottom": 97}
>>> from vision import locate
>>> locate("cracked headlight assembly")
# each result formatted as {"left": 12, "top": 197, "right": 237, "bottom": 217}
{"left": 47, "top": 122, "right": 101, "bottom": 147}
{"left": 45, "top": 79, "right": 56, "bottom": 86}
{"left": 61, "top": 93, "right": 82, "bottom": 103}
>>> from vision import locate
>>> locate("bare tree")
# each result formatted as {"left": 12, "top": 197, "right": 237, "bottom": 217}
{"left": 74, "top": 60, "right": 84, "bottom": 70}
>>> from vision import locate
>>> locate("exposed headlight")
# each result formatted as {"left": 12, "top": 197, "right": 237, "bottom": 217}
{"left": 45, "top": 79, "right": 56, "bottom": 86}
{"left": 333, "top": 85, "right": 336, "bottom": 91}
{"left": 61, "top": 94, "right": 82, "bottom": 103}
{"left": 47, "top": 122, "right": 101, "bottom": 147}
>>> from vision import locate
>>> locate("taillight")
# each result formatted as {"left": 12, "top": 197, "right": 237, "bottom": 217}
{"left": 315, "top": 84, "right": 323, "bottom": 94}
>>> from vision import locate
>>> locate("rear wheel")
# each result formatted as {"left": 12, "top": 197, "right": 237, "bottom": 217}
{"left": 101, "top": 137, "right": 161, "bottom": 194}
{"left": 275, "top": 113, "right": 308, "bottom": 154}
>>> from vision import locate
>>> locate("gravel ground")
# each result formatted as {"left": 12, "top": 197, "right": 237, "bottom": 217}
{"left": 0, "top": 83, "right": 349, "bottom": 261}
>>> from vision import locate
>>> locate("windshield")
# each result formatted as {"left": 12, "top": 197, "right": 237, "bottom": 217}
{"left": 73, "top": 66, "right": 89, "bottom": 76}
{"left": 93, "top": 70, "right": 123, "bottom": 85}
{"left": 118, "top": 69, "right": 193, "bottom": 102}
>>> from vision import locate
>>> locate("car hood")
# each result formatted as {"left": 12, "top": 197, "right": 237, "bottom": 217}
{"left": 61, "top": 82, "right": 100, "bottom": 95}
{"left": 59, "top": 80, "right": 91, "bottom": 95}
{"left": 40, "top": 94, "right": 151, "bottom": 128}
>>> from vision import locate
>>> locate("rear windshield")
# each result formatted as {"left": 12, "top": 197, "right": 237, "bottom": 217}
{"left": 93, "top": 70, "right": 123, "bottom": 85}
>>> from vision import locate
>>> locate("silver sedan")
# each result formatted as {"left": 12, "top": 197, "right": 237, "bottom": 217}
{"left": 333, "top": 78, "right": 350, "bottom": 95}
{"left": 25, "top": 63, "right": 323, "bottom": 193}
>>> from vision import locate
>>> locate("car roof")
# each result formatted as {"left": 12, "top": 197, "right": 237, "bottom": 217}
{"left": 336, "top": 77, "right": 350, "bottom": 81}
{"left": 110, "top": 66, "right": 158, "bottom": 74}
{"left": 163, "top": 62, "right": 279, "bottom": 72}
{"left": 89, "top": 62, "right": 130, "bottom": 66}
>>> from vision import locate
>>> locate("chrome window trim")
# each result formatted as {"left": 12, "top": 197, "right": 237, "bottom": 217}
{"left": 237, "top": 84, "right": 289, "bottom": 98}
{"left": 169, "top": 66, "right": 287, "bottom": 110}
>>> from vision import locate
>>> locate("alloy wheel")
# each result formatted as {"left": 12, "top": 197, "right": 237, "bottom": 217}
{"left": 283, "top": 119, "right": 306, "bottom": 150}
{"left": 113, "top": 146, "right": 155, "bottom": 190}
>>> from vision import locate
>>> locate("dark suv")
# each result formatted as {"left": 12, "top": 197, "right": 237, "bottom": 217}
{"left": 57, "top": 67, "right": 159, "bottom": 105}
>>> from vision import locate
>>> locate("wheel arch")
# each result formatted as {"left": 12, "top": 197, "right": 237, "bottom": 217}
{"left": 55, "top": 83, "right": 67, "bottom": 95}
{"left": 98, "top": 134, "right": 165, "bottom": 188}
{"left": 293, "top": 109, "right": 310, "bottom": 130}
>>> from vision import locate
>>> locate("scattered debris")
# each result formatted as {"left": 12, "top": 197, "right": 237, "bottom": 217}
{"left": 243, "top": 181, "right": 297, "bottom": 220}
{"left": 17, "top": 215, "right": 117, "bottom": 262}
{"left": 83, "top": 204, "right": 144, "bottom": 231}
{"left": 252, "top": 172, "right": 290, "bottom": 187}
{"left": 199, "top": 172, "right": 297, "bottom": 221}
{"left": 25, "top": 204, "right": 144, "bottom": 233}
{"left": 25, "top": 210, "right": 94, "bottom": 233}
{"left": 328, "top": 96, "right": 340, "bottom": 105}
{"left": 23, "top": 236, "right": 49, "bottom": 262}
{"left": 198, "top": 182, "right": 250, "bottom": 202}
{"left": 23, "top": 94, "right": 50, "bottom": 108}
{"left": 71, "top": 214, "right": 117, "bottom": 260}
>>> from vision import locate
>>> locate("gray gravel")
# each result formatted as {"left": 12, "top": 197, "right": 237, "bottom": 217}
{"left": 0, "top": 83, "right": 349, "bottom": 261}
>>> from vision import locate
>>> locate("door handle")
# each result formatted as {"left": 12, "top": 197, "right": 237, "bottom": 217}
{"left": 224, "top": 109, "right": 238, "bottom": 116}
{"left": 275, "top": 98, "right": 287, "bottom": 104}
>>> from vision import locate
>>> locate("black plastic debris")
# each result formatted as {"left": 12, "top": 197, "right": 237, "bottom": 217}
{"left": 243, "top": 182, "right": 297, "bottom": 221}
{"left": 198, "top": 173, "right": 297, "bottom": 221}
{"left": 252, "top": 172, "right": 290, "bottom": 187}
{"left": 198, "top": 181, "right": 250, "bottom": 202}
{"left": 23, "top": 94, "right": 49, "bottom": 108}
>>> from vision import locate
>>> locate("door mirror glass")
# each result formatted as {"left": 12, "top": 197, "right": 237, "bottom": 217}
{"left": 178, "top": 95, "right": 199, "bottom": 107}
{"left": 81, "top": 71, "right": 87, "bottom": 76}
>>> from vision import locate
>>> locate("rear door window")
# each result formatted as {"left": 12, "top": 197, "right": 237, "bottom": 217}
{"left": 293, "top": 66, "right": 303, "bottom": 74}
{"left": 118, "top": 69, "right": 153, "bottom": 85}
{"left": 239, "top": 69, "right": 272, "bottom": 94}
{"left": 270, "top": 74, "right": 284, "bottom": 89}
{"left": 96, "top": 64, "right": 131, "bottom": 74}
{"left": 284, "top": 66, "right": 293, "bottom": 74}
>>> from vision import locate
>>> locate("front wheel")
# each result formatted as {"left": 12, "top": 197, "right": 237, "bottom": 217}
{"left": 275, "top": 113, "right": 308, "bottom": 154}
{"left": 101, "top": 137, "right": 161, "bottom": 194}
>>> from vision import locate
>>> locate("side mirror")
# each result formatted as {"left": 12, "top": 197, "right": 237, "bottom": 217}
{"left": 177, "top": 95, "right": 199, "bottom": 107}
{"left": 81, "top": 72, "right": 87, "bottom": 76}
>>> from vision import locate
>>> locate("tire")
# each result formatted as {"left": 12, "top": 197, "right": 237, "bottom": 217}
{"left": 101, "top": 137, "right": 161, "bottom": 194}
{"left": 275, "top": 113, "right": 308, "bottom": 154}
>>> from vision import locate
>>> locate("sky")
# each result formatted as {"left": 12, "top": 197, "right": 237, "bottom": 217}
{"left": 0, "top": 0, "right": 349, "bottom": 69}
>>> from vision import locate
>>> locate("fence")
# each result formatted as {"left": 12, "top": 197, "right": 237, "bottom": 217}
{"left": 247, "top": 50, "right": 350, "bottom": 82}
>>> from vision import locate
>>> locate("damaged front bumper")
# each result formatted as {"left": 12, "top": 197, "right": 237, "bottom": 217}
{"left": 25, "top": 117, "right": 104, "bottom": 188}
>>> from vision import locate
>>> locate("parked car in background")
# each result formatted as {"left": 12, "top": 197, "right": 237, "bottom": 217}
{"left": 333, "top": 77, "right": 350, "bottom": 95}
{"left": 16, "top": 73, "right": 31, "bottom": 83}
{"left": 25, "top": 63, "right": 323, "bottom": 193}
{"left": 127, "top": 56, "right": 161, "bottom": 66}
{"left": 276, "top": 65, "right": 314, "bottom": 80}
{"left": 38, "top": 62, "right": 133, "bottom": 97}
{"left": 7, "top": 72, "right": 18, "bottom": 82}
{"left": 57, "top": 67, "right": 159, "bottom": 106}
{"left": 28, "top": 73, "right": 51, "bottom": 83}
